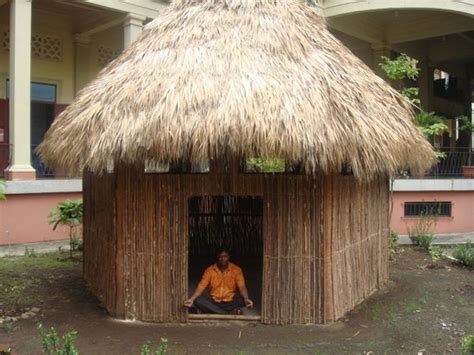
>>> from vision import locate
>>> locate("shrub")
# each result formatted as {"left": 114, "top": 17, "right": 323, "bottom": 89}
{"left": 389, "top": 231, "right": 399, "bottom": 255}
{"left": 48, "top": 199, "right": 83, "bottom": 258}
{"left": 429, "top": 246, "right": 443, "bottom": 262}
{"left": 411, "top": 233, "right": 434, "bottom": 251}
{"left": 70, "top": 236, "right": 83, "bottom": 252}
{"left": 452, "top": 243, "right": 474, "bottom": 268}
{"left": 38, "top": 324, "right": 78, "bottom": 355}
{"left": 462, "top": 334, "right": 474, "bottom": 354}
{"left": 140, "top": 338, "right": 168, "bottom": 355}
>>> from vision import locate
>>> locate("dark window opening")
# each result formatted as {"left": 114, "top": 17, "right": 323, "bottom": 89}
{"left": 404, "top": 201, "right": 452, "bottom": 217}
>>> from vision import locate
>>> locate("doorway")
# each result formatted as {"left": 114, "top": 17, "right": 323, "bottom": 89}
{"left": 188, "top": 195, "right": 263, "bottom": 318}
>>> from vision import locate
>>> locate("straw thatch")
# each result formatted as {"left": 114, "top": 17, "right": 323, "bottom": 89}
{"left": 38, "top": 0, "right": 435, "bottom": 180}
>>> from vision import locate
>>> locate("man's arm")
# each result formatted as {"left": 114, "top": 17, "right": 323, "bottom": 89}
{"left": 184, "top": 269, "right": 210, "bottom": 308}
{"left": 236, "top": 270, "right": 253, "bottom": 309}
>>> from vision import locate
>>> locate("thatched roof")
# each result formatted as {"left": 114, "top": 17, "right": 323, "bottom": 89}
{"left": 39, "top": 0, "right": 435, "bottom": 180}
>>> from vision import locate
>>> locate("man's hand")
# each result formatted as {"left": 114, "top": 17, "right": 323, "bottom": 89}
{"left": 244, "top": 298, "right": 254, "bottom": 309}
{"left": 184, "top": 298, "right": 194, "bottom": 308}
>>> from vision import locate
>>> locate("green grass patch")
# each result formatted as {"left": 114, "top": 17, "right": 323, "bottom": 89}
{"left": 0, "top": 252, "right": 79, "bottom": 305}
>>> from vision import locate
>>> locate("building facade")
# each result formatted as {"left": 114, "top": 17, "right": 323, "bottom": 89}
{"left": 0, "top": 0, "right": 473, "bottom": 245}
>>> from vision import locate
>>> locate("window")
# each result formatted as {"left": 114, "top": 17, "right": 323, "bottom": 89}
{"left": 145, "top": 160, "right": 210, "bottom": 174}
{"left": 6, "top": 81, "right": 56, "bottom": 103}
{"left": 241, "top": 158, "right": 303, "bottom": 174}
{"left": 404, "top": 201, "right": 452, "bottom": 217}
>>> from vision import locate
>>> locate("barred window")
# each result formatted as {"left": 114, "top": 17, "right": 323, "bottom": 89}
{"left": 404, "top": 201, "right": 452, "bottom": 217}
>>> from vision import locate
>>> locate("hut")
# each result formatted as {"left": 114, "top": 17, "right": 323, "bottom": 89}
{"left": 38, "top": 0, "right": 435, "bottom": 325}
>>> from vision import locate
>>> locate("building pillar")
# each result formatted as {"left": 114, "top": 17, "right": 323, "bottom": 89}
{"left": 371, "top": 43, "right": 392, "bottom": 79}
{"left": 74, "top": 34, "right": 92, "bottom": 94}
{"left": 5, "top": 0, "right": 35, "bottom": 180}
{"left": 123, "top": 14, "right": 146, "bottom": 48}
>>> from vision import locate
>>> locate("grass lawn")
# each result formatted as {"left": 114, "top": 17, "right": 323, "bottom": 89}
{"left": 0, "top": 247, "right": 473, "bottom": 354}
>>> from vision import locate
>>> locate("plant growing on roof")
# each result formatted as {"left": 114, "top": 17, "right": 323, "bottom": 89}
{"left": 48, "top": 199, "right": 83, "bottom": 259}
{"left": 379, "top": 54, "right": 448, "bottom": 162}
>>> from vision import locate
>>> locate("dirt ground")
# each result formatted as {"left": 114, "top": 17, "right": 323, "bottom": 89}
{"left": 0, "top": 247, "right": 473, "bottom": 354}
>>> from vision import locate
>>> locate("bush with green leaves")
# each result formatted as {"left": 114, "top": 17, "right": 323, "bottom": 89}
{"left": 462, "top": 334, "right": 474, "bottom": 354}
{"left": 429, "top": 246, "right": 443, "bottom": 262}
{"left": 140, "top": 338, "right": 168, "bottom": 355}
{"left": 379, "top": 54, "right": 449, "bottom": 167}
{"left": 38, "top": 324, "right": 78, "bottom": 355}
{"left": 452, "top": 243, "right": 474, "bottom": 268}
{"left": 410, "top": 233, "right": 434, "bottom": 251}
{"left": 389, "top": 231, "right": 399, "bottom": 255}
{"left": 48, "top": 199, "right": 83, "bottom": 258}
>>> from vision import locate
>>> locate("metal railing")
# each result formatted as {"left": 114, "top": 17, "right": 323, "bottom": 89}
{"left": 425, "top": 147, "right": 472, "bottom": 178}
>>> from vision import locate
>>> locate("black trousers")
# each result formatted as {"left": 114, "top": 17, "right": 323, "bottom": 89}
{"left": 194, "top": 294, "right": 245, "bottom": 314}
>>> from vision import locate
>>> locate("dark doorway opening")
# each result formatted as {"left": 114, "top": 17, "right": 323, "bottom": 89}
{"left": 31, "top": 103, "right": 55, "bottom": 177}
{"left": 188, "top": 195, "right": 263, "bottom": 318}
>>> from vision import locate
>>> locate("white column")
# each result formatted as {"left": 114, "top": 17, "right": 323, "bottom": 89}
{"left": 74, "top": 34, "right": 91, "bottom": 94}
{"left": 123, "top": 14, "right": 146, "bottom": 48}
{"left": 5, "top": 0, "right": 35, "bottom": 180}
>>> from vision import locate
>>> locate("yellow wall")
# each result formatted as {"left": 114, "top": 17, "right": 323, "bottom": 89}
{"left": 0, "top": 7, "right": 123, "bottom": 104}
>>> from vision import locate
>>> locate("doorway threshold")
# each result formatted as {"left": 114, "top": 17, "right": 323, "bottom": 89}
{"left": 188, "top": 314, "right": 261, "bottom": 322}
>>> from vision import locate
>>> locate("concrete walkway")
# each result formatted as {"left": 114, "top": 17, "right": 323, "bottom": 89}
{"left": 0, "top": 240, "right": 70, "bottom": 257}
{"left": 1, "top": 233, "right": 473, "bottom": 258}
{"left": 398, "top": 232, "right": 474, "bottom": 245}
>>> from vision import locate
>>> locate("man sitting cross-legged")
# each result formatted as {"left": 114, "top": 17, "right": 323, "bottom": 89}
{"left": 184, "top": 249, "right": 254, "bottom": 314}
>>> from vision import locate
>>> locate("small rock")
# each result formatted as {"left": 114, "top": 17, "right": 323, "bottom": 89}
{"left": 26, "top": 311, "right": 36, "bottom": 317}
{"left": 31, "top": 307, "right": 40, "bottom": 313}
{"left": 20, "top": 313, "right": 30, "bottom": 319}
{"left": 11, "top": 317, "right": 17, "bottom": 322}
{"left": 4, "top": 316, "right": 11, "bottom": 322}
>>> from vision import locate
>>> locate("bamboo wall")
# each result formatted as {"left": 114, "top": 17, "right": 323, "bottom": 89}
{"left": 83, "top": 172, "right": 117, "bottom": 313}
{"left": 83, "top": 165, "right": 390, "bottom": 325}
{"left": 327, "top": 175, "right": 390, "bottom": 320}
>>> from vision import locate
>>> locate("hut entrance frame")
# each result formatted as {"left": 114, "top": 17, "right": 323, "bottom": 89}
{"left": 188, "top": 195, "right": 264, "bottom": 319}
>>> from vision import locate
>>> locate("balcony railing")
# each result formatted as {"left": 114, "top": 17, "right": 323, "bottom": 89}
{"left": 0, "top": 144, "right": 55, "bottom": 178}
{"left": 424, "top": 148, "right": 472, "bottom": 178}
{"left": 0, "top": 145, "right": 472, "bottom": 179}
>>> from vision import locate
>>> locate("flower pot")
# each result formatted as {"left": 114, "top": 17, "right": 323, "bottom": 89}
{"left": 462, "top": 166, "right": 474, "bottom": 178}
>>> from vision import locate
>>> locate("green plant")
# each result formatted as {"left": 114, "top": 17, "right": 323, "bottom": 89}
{"left": 407, "top": 213, "right": 436, "bottom": 251}
{"left": 246, "top": 158, "right": 285, "bottom": 173}
{"left": 24, "top": 246, "right": 37, "bottom": 258}
{"left": 462, "top": 334, "right": 474, "bottom": 354}
{"left": 48, "top": 199, "right": 83, "bottom": 258}
{"left": 379, "top": 54, "right": 448, "bottom": 161}
{"left": 0, "top": 179, "right": 5, "bottom": 200}
{"left": 389, "top": 231, "right": 399, "bottom": 255}
{"left": 452, "top": 243, "right": 474, "bottom": 268}
{"left": 70, "top": 236, "right": 83, "bottom": 252}
{"left": 410, "top": 233, "right": 434, "bottom": 250}
{"left": 38, "top": 324, "right": 78, "bottom": 355}
{"left": 429, "top": 245, "right": 443, "bottom": 262}
{"left": 140, "top": 338, "right": 168, "bottom": 355}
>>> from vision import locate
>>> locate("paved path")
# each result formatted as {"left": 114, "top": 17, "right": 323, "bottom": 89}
{"left": 0, "top": 240, "right": 70, "bottom": 257}
{"left": 1, "top": 233, "right": 472, "bottom": 258}
{"left": 398, "top": 232, "right": 474, "bottom": 245}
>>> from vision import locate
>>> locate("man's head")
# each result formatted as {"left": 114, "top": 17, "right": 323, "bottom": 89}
{"left": 215, "top": 248, "right": 230, "bottom": 267}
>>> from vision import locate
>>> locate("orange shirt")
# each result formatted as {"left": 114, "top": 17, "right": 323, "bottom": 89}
{"left": 197, "top": 262, "right": 246, "bottom": 302}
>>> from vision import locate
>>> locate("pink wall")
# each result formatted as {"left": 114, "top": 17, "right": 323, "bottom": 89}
{"left": 391, "top": 191, "right": 474, "bottom": 235}
{"left": 0, "top": 193, "right": 82, "bottom": 245}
